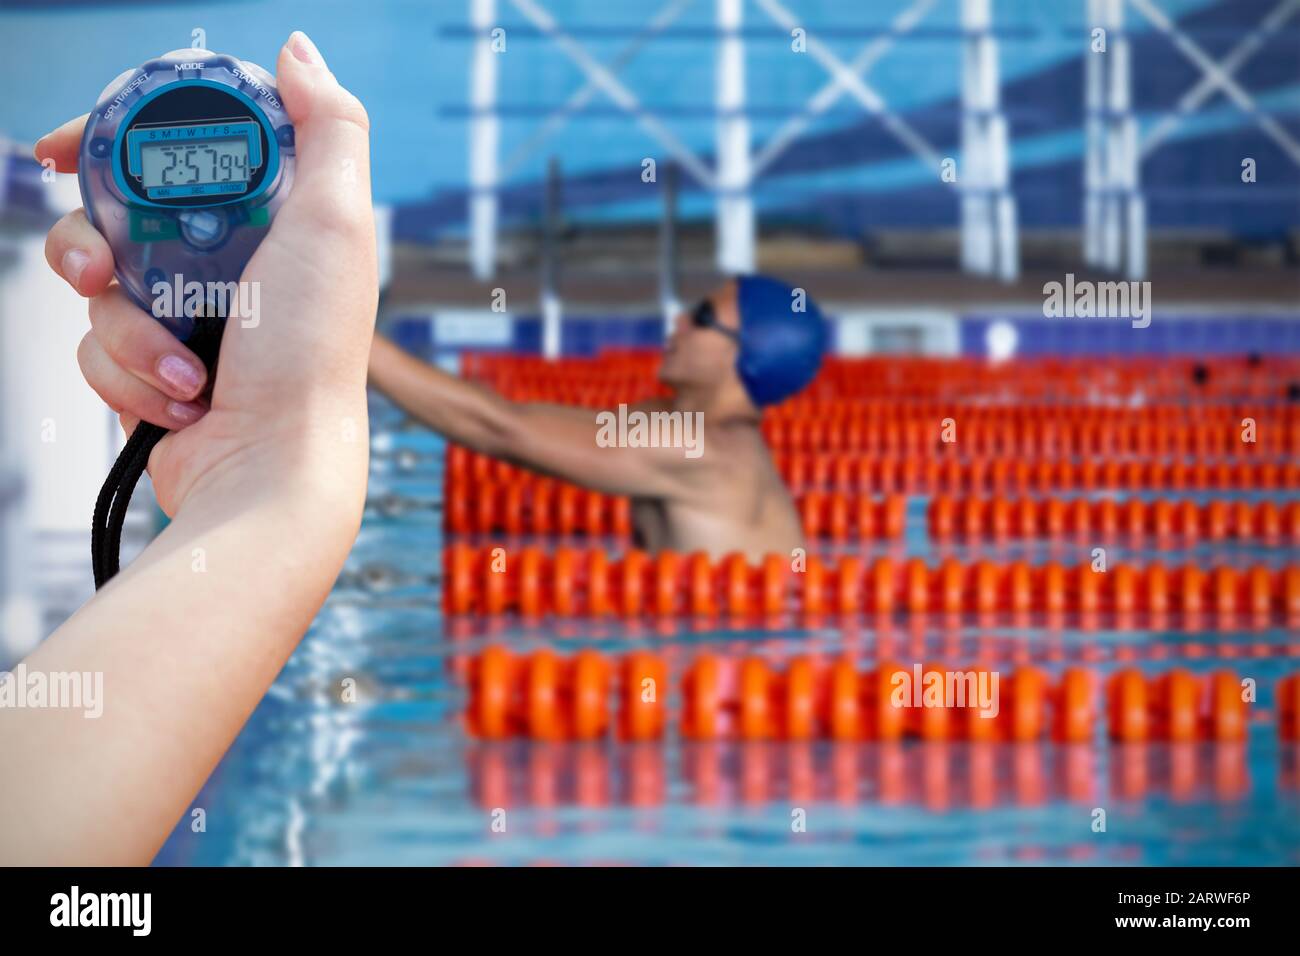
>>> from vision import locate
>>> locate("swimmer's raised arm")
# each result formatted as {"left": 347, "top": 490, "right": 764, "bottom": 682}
{"left": 369, "top": 335, "right": 714, "bottom": 498}
{"left": 0, "top": 34, "right": 377, "bottom": 865}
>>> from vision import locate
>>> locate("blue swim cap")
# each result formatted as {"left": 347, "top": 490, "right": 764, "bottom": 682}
{"left": 734, "top": 275, "right": 829, "bottom": 407}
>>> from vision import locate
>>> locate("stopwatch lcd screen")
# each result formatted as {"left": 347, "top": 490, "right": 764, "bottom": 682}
{"left": 125, "top": 118, "right": 262, "bottom": 200}
{"left": 140, "top": 138, "right": 250, "bottom": 190}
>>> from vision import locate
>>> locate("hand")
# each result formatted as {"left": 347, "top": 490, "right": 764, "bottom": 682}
{"left": 37, "top": 32, "right": 377, "bottom": 517}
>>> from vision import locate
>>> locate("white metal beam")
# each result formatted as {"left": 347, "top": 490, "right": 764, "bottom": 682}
{"left": 960, "top": 0, "right": 1017, "bottom": 281}
{"left": 469, "top": 0, "right": 500, "bottom": 280}
{"left": 500, "top": 0, "right": 696, "bottom": 181}
{"left": 1084, "top": 0, "right": 1144, "bottom": 278}
{"left": 509, "top": 0, "right": 717, "bottom": 188}
{"left": 1132, "top": 0, "right": 1300, "bottom": 165}
{"left": 754, "top": 0, "right": 949, "bottom": 180}
{"left": 750, "top": 0, "right": 938, "bottom": 180}
{"left": 1084, "top": 0, "right": 1105, "bottom": 266}
{"left": 715, "top": 0, "right": 755, "bottom": 273}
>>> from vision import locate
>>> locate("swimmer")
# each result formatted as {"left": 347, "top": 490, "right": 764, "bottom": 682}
{"left": 368, "top": 276, "right": 828, "bottom": 560}
{"left": 0, "top": 33, "right": 376, "bottom": 864}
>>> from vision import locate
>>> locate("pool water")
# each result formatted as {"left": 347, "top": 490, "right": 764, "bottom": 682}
{"left": 154, "top": 395, "right": 1300, "bottom": 866}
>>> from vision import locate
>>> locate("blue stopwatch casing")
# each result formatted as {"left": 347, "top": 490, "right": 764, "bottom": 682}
{"left": 78, "top": 49, "right": 295, "bottom": 339}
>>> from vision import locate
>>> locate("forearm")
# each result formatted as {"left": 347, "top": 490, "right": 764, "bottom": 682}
{"left": 0, "top": 430, "right": 366, "bottom": 865}
{"left": 367, "top": 337, "right": 692, "bottom": 497}
{"left": 368, "top": 334, "right": 517, "bottom": 454}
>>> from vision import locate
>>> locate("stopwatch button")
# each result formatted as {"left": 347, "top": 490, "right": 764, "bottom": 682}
{"left": 96, "top": 68, "right": 138, "bottom": 105}
{"left": 179, "top": 210, "right": 227, "bottom": 249}
{"left": 161, "top": 48, "right": 216, "bottom": 63}
{"left": 238, "top": 59, "right": 277, "bottom": 90}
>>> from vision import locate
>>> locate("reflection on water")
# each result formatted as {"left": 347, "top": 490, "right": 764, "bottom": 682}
{"left": 469, "top": 740, "right": 1264, "bottom": 810}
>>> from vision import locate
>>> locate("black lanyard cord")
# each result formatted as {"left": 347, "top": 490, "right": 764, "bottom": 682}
{"left": 91, "top": 312, "right": 227, "bottom": 589}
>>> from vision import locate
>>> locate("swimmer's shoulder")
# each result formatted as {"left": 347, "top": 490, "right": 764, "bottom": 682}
{"left": 704, "top": 414, "right": 773, "bottom": 465}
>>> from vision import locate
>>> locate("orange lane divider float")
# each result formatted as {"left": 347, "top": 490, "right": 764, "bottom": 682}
{"left": 446, "top": 446, "right": 1300, "bottom": 497}
{"left": 443, "top": 544, "right": 1300, "bottom": 625}
{"left": 927, "top": 496, "right": 1300, "bottom": 542}
{"left": 454, "top": 408, "right": 1300, "bottom": 463}
{"left": 460, "top": 353, "right": 1300, "bottom": 403}
{"left": 762, "top": 413, "right": 1300, "bottom": 457}
{"left": 454, "top": 362, "right": 1300, "bottom": 444}
{"left": 793, "top": 357, "right": 1300, "bottom": 402}
{"left": 468, "top": 647, "right": 666, "bottom": 742}
{"left": 444, "top": 477, "right": 904, "bottom": 541}
{"left": 775, "top": 454, "right": 1300, "bottom": 493}
{"left": 446, "top": 479, "right": 633, "bottom": 537}
{"left": 768, "top": 400, "right": 1300, "bottom": 423}
{"left": 467, "top": 648, "right": 1281, "bottom": 743}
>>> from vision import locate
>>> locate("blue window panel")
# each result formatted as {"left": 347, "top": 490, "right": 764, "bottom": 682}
{"left": 513, "top": 317, "right": 542, "bottom": 354}
{"left": 1285, "top": 321, "right": 1300, "bottom": 352}
{"left": 1242, "top": 319, "right": 1265, "bottom": 353}
{"left": 959, "top": 319, "right": 987, "bottom": 356}
{"left": 562, "top": 320, "right": 597, "bottom": 357}
{"left": 1050, "top": 320, "right": 1071, "bottom": 355}
{"left": 1020, "top": 319, "right": 1041, "bottom": 355}
{"left": 390, "top": 315, "right": 432, "bottom": 354}
{"left": 1106, "top": 321, "right": 1126, "bottom": 355}
{"left": 1199, "top": 320, "right": 1221, "bottom": 355}
{"left": 633, "top": 317, "right": 664, "bottom": 348}
{"left": 1139, "top": 323, "right": 1159, "bottom": 352}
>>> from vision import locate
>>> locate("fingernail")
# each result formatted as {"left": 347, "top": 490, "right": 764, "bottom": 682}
{"left": 157, "top": 354, "right": 205, "bottom": 397}
{"left": 62, "top": 249, "right": 89, "bottom": 291}
{"left": 33, "top": 136, "right": 47, "bottom": 161}
{"left": 167, "top": 401, "right": 206, "bottom": 426}
{"left": 289, "top": 31, "right": 323, "bottom": 66}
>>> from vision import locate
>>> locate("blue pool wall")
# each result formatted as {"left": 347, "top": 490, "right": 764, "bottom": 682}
{"left": 387, "top": 312, "right": 1300, "bottom": 359}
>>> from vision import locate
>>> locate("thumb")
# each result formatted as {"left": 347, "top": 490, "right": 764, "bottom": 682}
{"left": 273, "top": 32, "right": 372, "bottom": 232}
{"left": 214, "top": 32, "right": 376, "bottom": 406}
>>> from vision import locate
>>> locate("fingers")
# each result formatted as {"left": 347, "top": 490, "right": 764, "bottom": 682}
{"left": 45, "top": 209, "right": 115, "bottom": 297}
{"left": 273, "top": 32, "right": 372, "bottom": 235}
{"left": 33, "top": 114, "right": 89, "bottom": 174}
{"left": 78, "top": 332, "right": 206, "bottom": 429}
{"left": 39, "top": 119, "right": 113, "bottom": 299}
{"left": 78, "top": 287, "right": 210, "bottom": 426}
{"left": 88, "top": 288, "right": 209, "bottom": 401}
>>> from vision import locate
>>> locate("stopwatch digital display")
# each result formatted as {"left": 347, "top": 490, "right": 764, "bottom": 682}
{"left": 129, "top": 120, "right": 257, "bottom": 197}
{"left": 79, "top": 49, "right": 295, "bottom": 338}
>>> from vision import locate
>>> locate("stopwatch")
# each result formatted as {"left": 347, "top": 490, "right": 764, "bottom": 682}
{"left": 78, "top": 49, "right": 295, "bottom": 589}
{"left": 78, "top": 48, "right": 295, "bottom": 338}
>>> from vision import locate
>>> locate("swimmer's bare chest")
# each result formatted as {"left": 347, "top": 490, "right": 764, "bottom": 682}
{"left": 621, "top": 419, "right": 805, "bottom": 559}
{"left": 628, "top": 482, "right": 803, "bottom": 561}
